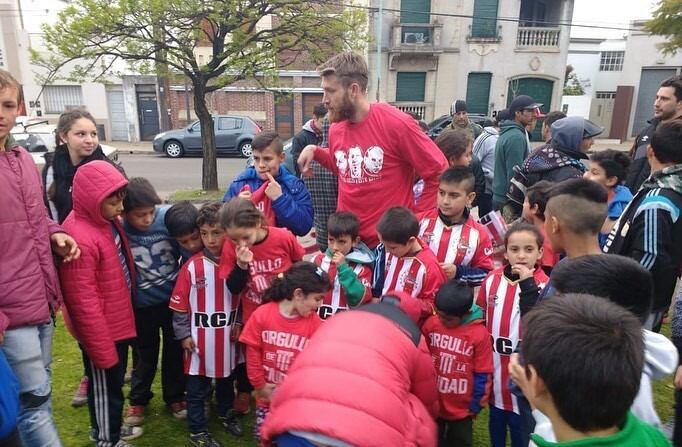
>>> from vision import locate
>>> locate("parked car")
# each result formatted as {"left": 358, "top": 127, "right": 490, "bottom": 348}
{"left": 153, "top": 115, "right": 260, "bottom": 158}
{"left": 11, "top": 117, "right": 118, "bottom": 168}
{"left": 426, "top": 113, "right": 493, "bottom": 140}
{"left": 245, "top": 138, "right": 297, "bottom": 175}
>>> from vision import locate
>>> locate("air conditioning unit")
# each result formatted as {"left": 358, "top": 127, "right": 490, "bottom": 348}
{"left": 403, "top": 32, "right": 427, "bottom": 44}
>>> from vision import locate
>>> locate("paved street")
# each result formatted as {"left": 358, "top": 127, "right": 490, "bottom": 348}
{"left": 117, "top": 152, "right": 247, "bottom": 199}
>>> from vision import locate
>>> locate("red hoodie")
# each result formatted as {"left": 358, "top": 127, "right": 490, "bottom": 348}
{"left": 314, "top": 103, "right": 447, "bottom": 248}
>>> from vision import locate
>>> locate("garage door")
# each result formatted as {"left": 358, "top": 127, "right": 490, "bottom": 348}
{"left": 631, "top": 68, "right": 677, "bottom": 137}
{"left": 107, "top": 89, "right": 128, "bottom": 141}
{"left": 302, "top": 93, "right": 323, "bottom": 124}
{"left": 275, "top": 96, "right": 294, "bottom": 140}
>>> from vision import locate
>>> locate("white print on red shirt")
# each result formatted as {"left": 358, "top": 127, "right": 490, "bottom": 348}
{"left": 335, "top": 145, "right": 384, "bottom": 184}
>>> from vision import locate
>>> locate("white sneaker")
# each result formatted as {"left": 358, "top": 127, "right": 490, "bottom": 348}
{"left": 120, "top": 424, "right": 143, "bottom": 442}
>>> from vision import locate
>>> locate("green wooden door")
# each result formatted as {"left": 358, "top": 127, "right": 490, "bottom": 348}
{"left": 466, "top": 72, "right": 492, "bottom": 115}
{"left": 400, "top": 0, "right": 431, "bottom": 43}
{"left": 507, "top": 77, "right": 554, "bottom": 141}
{"left": 396, "top": 72, "right": 426, "bottom": 102}
{"left": 472, "top": 0, "right": 499, "bottom": 38}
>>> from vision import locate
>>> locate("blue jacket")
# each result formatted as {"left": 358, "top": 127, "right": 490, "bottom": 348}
{"left": 223, "top": 166, "right": 314, "bottom": 236}
{"left": 124, "top": 206, "right": 180, "bottom": 308}
{"left": 0, "top": 350, "right": 18, "bottom": 439}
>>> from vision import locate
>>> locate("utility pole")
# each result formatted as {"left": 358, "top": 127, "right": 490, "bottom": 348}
{"left": 375, "top": 0, "right": 382, "bottom": 102}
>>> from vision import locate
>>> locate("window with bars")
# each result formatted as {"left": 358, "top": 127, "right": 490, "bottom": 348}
{"left": 599, "top": 51, "right": 624, "bottom": 72}
{"left": 595, "top": 91, "right": 617, "bottom": 99}
{"left": 43, "top": 86, "right": 84, "bottom": 114}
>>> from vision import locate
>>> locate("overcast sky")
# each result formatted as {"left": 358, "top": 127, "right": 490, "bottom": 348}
{"left": 571, "top": 0, "right": 659, "bottom": 39}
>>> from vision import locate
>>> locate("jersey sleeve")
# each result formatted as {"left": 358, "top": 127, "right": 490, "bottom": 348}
{"left": 169, "top": 263, "right": 192, "bottom": 312}
{"left": 473, "top": 325, "right": 494, "bottom": 373}
{"left": 476, "top": 277, "right": 489, "bottom": 314}
{"left": 417, "top": 263, "right": 447, "bottom": 320}
{"left": 218, "top": 240, "right": 238, "bottom": 279}
{"left": 312, "top": 146, "right": 338, "bottom": 174}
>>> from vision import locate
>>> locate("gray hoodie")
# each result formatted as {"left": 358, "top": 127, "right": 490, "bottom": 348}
{"left": 473, "top": 126, "right": 499, "bottom": 194}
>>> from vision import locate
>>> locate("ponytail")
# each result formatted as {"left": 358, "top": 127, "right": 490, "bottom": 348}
{"left": 220, "top": 197, "right": 266, "bottom": 229}
{"left": 263, "top": 261, "right": 331, "bottom": 302}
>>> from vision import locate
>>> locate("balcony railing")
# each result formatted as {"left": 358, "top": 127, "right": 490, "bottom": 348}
{"left": 391, "top": 102, "right": 434, "bottom": 121}
{"left": 390, "top": 23, "right": 443, "bottom": 54}
{"left": 516, "top": 27, "right": 560, "bottom": 49}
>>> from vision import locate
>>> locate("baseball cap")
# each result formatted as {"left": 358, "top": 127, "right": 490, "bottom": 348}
{"left": 450, "top": 100, "right": 467, "bottom": 116}
{"left": 509, "top": 95, "right": 542, "bottom": 114}
{"left": 583, "top": 118, "right": 604, "bottom": 138}
{"left": 495, "top": 108, "right": 511, "bottom": 123}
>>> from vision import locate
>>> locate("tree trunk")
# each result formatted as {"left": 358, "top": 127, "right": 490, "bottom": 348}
{"left": 193, "top": 81, "right": 218, "bottom": 191}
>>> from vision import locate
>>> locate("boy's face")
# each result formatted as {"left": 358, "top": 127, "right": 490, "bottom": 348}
{"left": 437, "top": 310, "right": 462, "bottom": 329}
{"left": 327, "top": 233, "right": 356, "bottom": 256}
{"left": 125, "top": 206, "right": 156, "bottom": 232}
{"left": 225, "top": 225, "right": 259, "bottom": 248}
{"left": 253, "top": 146, "right": 285, "bottom": 180}
{"left": 101, "top": 196, "right": 124, "bottom": 221}
{"left": 379, "top": 234, "right": 415, "bottom": 258}
{"left": 584, "top": 162, "right": 616, "bottom": 189}
{"left": 505, "top": 230, "right": 543, "bottom": 269}
{"left": 438, "top": 181, "right": 475, "bottom": 219}
{"left": 0, "top": 87, "right": 20, "bottom": 146}
{"left": 200, "top": 223, "right": 226, "bottom": 257}
{"left": 176, "top": 229, "right": 203, "bottom": 254}
{"left": 522, "top": 197, "right": 534, "bottom": 222}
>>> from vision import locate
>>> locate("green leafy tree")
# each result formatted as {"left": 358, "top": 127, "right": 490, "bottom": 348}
{"left": 34, "top": 0, "right": 366, "bottom": 190}
{"left": 645, "top": 0, "right": 682, "bottom": 55}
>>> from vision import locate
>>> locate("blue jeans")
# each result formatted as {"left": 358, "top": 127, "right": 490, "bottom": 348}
{"left": 186, "top": 375, "right": 235, "bottom": 434}
{"left": 489, "top": 406, "right": 522, "bottom": 447}
{"left": 1, "top": 323, "right": 62, "bottom": 447}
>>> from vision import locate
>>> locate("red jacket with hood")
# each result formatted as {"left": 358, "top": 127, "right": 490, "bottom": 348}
{"left": 261, "top": 291, "right": 439, "bottom": 447}
{"left": 58, "top": 161, "right": 136, "bottom": 369}
{"left": 0, "top": 145, "right": 64, "bottom": 332}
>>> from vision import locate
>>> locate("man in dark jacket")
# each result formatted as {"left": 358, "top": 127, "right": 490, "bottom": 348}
{"left": 604, "top": 120, "right": 682, "bottom": 333}
{"left": 449, "top": 99, "right": 483, "bottom": 140}
{"left": 290, "top": 103, "right": 327, "bottom": 175}
{"left": 625, "top": 75, "right": 682, "bottom": 193}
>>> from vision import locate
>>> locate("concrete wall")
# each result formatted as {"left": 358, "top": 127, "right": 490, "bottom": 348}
{"left": 560, "top": 95, "right": 591, "bottom": 117}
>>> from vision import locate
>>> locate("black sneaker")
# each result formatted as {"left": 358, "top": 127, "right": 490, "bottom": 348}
{"left": 189, "top": 432, "right": 223, "bottom": 447}
{"left": 219, "top": 410, "right": 244, "bottom": 438}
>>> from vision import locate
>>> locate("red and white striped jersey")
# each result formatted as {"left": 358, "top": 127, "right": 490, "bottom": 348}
{"left": 417, "top": 208, "right": 494, "bottom": 268}
{"left": 170, "top": 254, "right": 238, "bottom": 378}
{"left": 476, "top": 267, "right": 548, "bottom": 413}
{"left": 312, "top": 253, "right": 372, "bottom": 320}
{"left": 382, "top": 241, "right": 446, "bottom": 321}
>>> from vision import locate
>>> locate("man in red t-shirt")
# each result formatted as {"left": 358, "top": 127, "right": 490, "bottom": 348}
{"left": 297, "top": 51, "right": 448, "bottom": 249}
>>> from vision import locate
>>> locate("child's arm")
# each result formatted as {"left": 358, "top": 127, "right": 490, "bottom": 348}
{"left": 226, "top": 262, "right": 249, "bottom": 296}
{"left": 469, "top": 327, "right": 494, "bottom": 415}
{"left": 416, "top": 266, "right": 447, "bottom": 320}
{"left": 239, "top": 317, "right": 268, "bottom": 391}
{"left": 269, "top": 176, "right": 314, "bottom": 236}
{"left": 456, "top": 227, "right": 495, "bottom": 287}
{"left": 334, "top": 256, "right": 371, "bottom": 307}
{"left": 518, "top": 276, "right": 541, "bottom": 316}
{"left": 312, "top": 146, "right": 338, "bottom": 174}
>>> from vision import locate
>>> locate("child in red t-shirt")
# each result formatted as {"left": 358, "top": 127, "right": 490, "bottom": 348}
{"left": 376, "top": 206, "right": 447, "bottom": 325}
{"left": 422, "top": 279, "right": 493, "bottom": 447}
{"left": 239, "top": 262, "right": 330, "bottom": 442}
{"left": 218, "top": 198, "right": 305, "bottom": 415}
{"left": 522, "top": 181, "right": 560, "bottom": 275}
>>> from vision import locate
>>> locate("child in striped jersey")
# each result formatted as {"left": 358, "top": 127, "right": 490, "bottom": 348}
{"left": 170, "top": 203, "right": 250, "bottom": 447}
{"left": 476, "top": 223, "right": 549, "bottom": 447}
{"left": 418, "top": 166, "right": 493, "bottom": 286}
{"left": 312, "top": 211, "right": 374, "bottom": 320}
{"left": 376, "top": 207, "right": 447, "bottom": 326}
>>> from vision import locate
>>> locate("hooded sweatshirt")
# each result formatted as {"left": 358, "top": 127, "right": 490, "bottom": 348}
{"left": 473, "top": 126, "right": 500, "bottom": 194}
{"left": 493, "top": 120, "right": 529, "bottom": 204}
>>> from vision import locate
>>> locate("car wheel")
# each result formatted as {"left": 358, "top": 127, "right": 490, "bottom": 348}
{"left": 164, "top": 140, "right": 184, "bottom": 158}
{"left": 239, "top": 140, "right": 253, "bottom": 158}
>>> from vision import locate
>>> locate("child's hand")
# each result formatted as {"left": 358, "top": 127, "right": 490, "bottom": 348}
{"left": 181, "top": 337, "right": 196, "bottom": 353}
{"left": 236, "top": 245, "right": 253, "bottom": 269}
{"left": 230, "top": 323, "right": 242, "bottom": 342}
{"left": 298, "top": 145, "right": 317, "bottom": 176}
{"left": 440, "top": 262, "right": 457, "bottom": 279}
{"left": 511, "top": 264, "right": 534, "bottom": 281}
{"left": 51, "top": 233, "right": 81, "bottom": 262}
{"left": 237, "top": 190, "right": 252, "bottom": 200}
{"left": 257, "top": 383, "right": 276, "bottom": 403}
{"left": 508, "top": 354, "right": 533, "bottom": 403}
{"left": 331, "top": 251, "right": 346, "bottom": 266}
{"left": 264, "top": 173, "right": 283, "bottom": 200}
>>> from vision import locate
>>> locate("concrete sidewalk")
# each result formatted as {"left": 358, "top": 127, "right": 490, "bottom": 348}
{"left": 108, "top": 140, "right": 155, "bottom": 154}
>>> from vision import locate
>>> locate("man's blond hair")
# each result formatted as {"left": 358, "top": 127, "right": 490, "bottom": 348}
{"left": 0, "top": 69, "right": 22, "bottom": 103}
{"left": 318, "top": 51, "right": 369, "bottom": 92}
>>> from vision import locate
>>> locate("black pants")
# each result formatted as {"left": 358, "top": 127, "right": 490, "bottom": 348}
{"left": 674, "top": 389, "right": 682, "bottom": 447}
{"left": 438, "top": 417, "right": 472, "bottom": 447}
{"left": 83, "top": 341, "right": 129, "bottom": 447}
{"left": 233, "top": 361, "right": 253, "bottom": 393}
{"left": 129, "top": 303, "right": 186, "bottom": 406}
{"left": 186, "top": 374, "right": 236, "bottom": 434}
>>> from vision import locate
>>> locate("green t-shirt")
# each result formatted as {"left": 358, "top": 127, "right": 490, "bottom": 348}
{"left": 531, "top": 413, "right": 671, "bottom": 447}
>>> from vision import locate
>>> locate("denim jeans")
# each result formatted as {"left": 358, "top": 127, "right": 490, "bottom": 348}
{"left": 1, "top": 323, "right": 62, "bottom": 447}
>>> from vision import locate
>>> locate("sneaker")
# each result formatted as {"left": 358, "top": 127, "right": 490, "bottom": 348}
{"left": 661, "top": 418, "right": 675, "bottom": 440}
{"left": 169, "top": 401, "right": 187, "bottom": 419}
{"left": 233, "top": 392, "right": 251, "bottom": 415}
{"left": 71, "top": 376, "right": 89, "bottom": 407}
{"left": 114, "top": 441, "right": 135, "bottom": 447}
{"left": 219, "top": 410, "right": 244, "bottom": 437}
{"left": 189, "top": 432, "right": 223, "bottom": 447}
{"left": 120, "top": 424, "right": 143, "bottom": 441}
{"left": 123, "top": 405, "right": 145, "bottom": 426}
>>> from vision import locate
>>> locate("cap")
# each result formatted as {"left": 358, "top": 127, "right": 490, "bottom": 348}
{"left": 509, "top": 95, "right": 542, "bottom": 114}
{"left": 582, "top": 118, "right": 604, "bottom": 138}
{"left": 495, "top": 108, "right": 511, "bottom": 123}
{"left": 450, "top": 100, "right": 467, "bottom": 116}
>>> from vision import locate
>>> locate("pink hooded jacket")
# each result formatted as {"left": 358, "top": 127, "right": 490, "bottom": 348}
{"left": 261, "top": 292, "right": 439, "bottom": 447}
{"left": 0, "top": 145, "right": 63, "bottom": 331}
{"left": 59, "top": 161, "right": 136, "bottom": 369}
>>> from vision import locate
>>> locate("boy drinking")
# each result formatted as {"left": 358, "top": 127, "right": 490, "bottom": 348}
{"left": 418, "top": 166, "right": 493, "bottom": 285}
{"left": 312, "top": 212, "right": 374, "bottom": 319}
{"left": 422, "top": 280, "right": 493, "bottom": 447}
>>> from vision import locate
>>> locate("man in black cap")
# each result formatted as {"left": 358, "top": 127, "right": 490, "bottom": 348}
{"left": 449, "top": 100, "right": 483, "bottom": 140}
{"left": 492, "top": 95, "right": 541, "bottom": 217}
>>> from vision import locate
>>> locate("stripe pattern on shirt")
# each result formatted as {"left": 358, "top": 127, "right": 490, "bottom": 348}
{"left": 419, "top": 216, "right": 478, "bottom": 265}
{"left": 382, "top": 254, "right": 426, "bottom": 297}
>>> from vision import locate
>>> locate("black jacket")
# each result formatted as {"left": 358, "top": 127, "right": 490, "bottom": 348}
{"left": 471, "top": 157, "right": 486, "bottom": 206}
{"left": 290, "top": 121, "right": 322, "bottom": 176}
{"left": 625, "top": 118, "right": 658, "bottom": 193}
{"left": 604, "top": 164, "right": 682, "bottom": 311}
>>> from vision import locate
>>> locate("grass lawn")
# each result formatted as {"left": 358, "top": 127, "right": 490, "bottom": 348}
{"left": 167, "top": 189, "right": 225, "bottom": 203}
{"left": 51, "top": 314, "right": 676, "bottom": 446}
